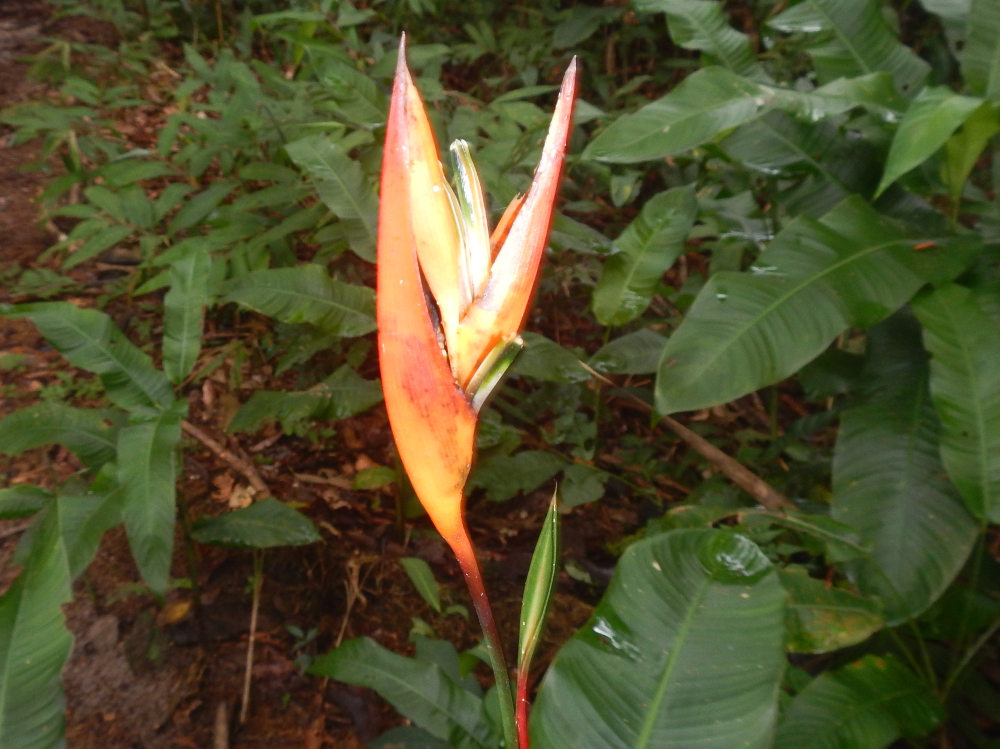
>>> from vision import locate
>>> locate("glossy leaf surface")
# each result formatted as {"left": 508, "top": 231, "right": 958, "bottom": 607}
{"left": 532, "top": 529, "right": 785, "bottom": 748}
{"left": 655, "top": 197, "right": 976, "bottom": 414}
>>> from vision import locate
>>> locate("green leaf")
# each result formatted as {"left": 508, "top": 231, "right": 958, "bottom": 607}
{"left": 227, "top": 365, "right": 382, "bottom": 433}
{"left": 0, "top": 486, "right": 120, "bottom": 749}
{"left": 876, "top": 87, "right": 984, "bottom": 196}
{"left": 768, "top": 0, "right": 929, "bottom": 96}
{"left": 223, "top": 265, "right": 375, "bottom": 338}
{"left": 117, "top": 406, "right": 185, "bottom": 596}
{"left": 589, "top": 328, "right": 668, "bottom": 375}
{"left": 400, "top": 558, "right": 442, "bottom": 613}
{"left": 962, "top": 0, "right": 1000, "bottom": 100}
{"left": 191, "top": 498, "right": 321, "bottom": 548}
{"left": 720, "top": 111, "right": 883, "bottom": 217}
{"left": 284, "top": 135, "right": 377, "bottom": 261}
{"left": 511, "top": 332, "right": 588, "bottom": 383}
{"left": 167, "top": 179, "right": 237, "bottom": 235}
{"left": 744, "top": 509, "right": 870, "bottom": 564}
{"left": 532, "top": 529, "right": 786, "bottom": 748}
{"left": 774, "top": 655, "right": 943, "bottom": 748}
{"left": 0, "top": 402, "right": 119, "bottom": 469}
{"left": 518, "top": 494, "right": 560, "bottom": 674}
{"left": 352, "top": 466, "right": 397, "bottom": 490}
{"left": 3, "top": 302, "right": 174, "bottom": 412}
{"left": 62, "top": 223, "right": 134, "bottom": 270}
{"left": 309, "top": 637, "right": 497, "bottom": 748}
{"left": 942, "top": 104, "right": 1000, "bottom": 203}
{"left": 913, "top": 284, "right": 1000, "bottom": 522}
{"left": 778, "top": 567, "right": 883, "bottom": 654}
{"left": 163, "top": 251, "right": 212, "bottom": 385}
{"left": 469, "top": 450, "right": 565, "bottom": 503}
{"left": 0, "top": 486, "right": 53, "bottom": 520}
{"left": 831, "top": 314, "right": 978, "bottom": 624}
{"left": 585, "top": 67, "right": 770, "bottom": 163}
{"left": 633, "top": 0, "right": 763, "bottom": 78}
{"left": 552, "top": 6, "right": 623, "bottom": 49}
{"left": 593, "top": 185, "right": 697, "bottom": 326}
{"left": 654, "top": 197, "right": 977, "bottom": 414}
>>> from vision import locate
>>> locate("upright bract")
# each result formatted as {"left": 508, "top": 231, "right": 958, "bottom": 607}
{"left": 376, "top": 35, "right": 576, "bottom": 748}
{"left": 377, "top": 37, "right": 576, "bottom": 551}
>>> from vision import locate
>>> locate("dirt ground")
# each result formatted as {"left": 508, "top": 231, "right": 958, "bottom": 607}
{"left": 0, "top": 4, "right": 630, "bottom": 746}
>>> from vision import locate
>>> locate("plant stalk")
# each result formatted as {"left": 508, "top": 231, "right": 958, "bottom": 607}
{"left": 515, "top": 668, "right": 531, "bottom": 749}
{"left": 450, "top": 527, "right": 518, "bottom": 748}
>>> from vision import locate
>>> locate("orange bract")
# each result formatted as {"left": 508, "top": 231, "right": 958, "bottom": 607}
{"left": 376, "top": 35, "right": 577, "bottom": 546}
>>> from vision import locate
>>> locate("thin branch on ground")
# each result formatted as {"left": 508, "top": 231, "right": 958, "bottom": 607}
{"left": 182, "top": 420, "right": 270, "bottom": 497}
{"left": 578, "top": 362, "right": 793, "bottom": 511}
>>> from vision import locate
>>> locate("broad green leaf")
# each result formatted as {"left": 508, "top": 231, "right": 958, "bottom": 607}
{"left": 2, "top": 302, "right": 174, "bottom": 412}
{"left": 585, "top": 67, "right": 769, "bottom": 163}
{"left": 593, "top": 185, "right": 697, "bottom": 326}
{"left": 876, "top": 87, "right": 984, "bottom": 196}
{"left": 552, "top": 7, "right": 623, "bottom": 49}
{"left": 310, "top": 637, "right": 498, "bottom": 749}
{"left": 223, "top": 265, "right": 375, "bottom": 338}
{"left": 654, "top": 197, "right": 977, "bottom": 414}
{"left": 532, "top": 529, "right": 785, "bottom": 748}
{"left": 720, "top": 112, "right": 882, "bottom": 216}
{"left": 942, "top": 103, "right": 1000, "bottom": 204}
{"left": 778, "top": 567, "right": 883, "bottom": 654}
{"left": 518, "top": 494, "right": 559, "bottom": 672}
{"left": 95, "top": 158, "right": 174, "bottom": 188}
{"left": 163, "top": 251, "right": 212, "bottom": 384}
{"left": 831, "top": 314, "right": 978, "bottom": 624}
{"left": 768, "top": 0, "right": 929, "bottom": 96}
{"left": 191, "top": 498, "right": 321, "bottom": 548}
{"left": 0, "top": 486, "right": 52, "bottom": 519}
{"left": 634, "top": 0, "right": 763, "bottom": 78}
{"left": 589, "top": 328, "right": 668, "bottom": 375}
{"left": 62, "top": 223, "right": 134, "bottom": 270}
{"left": 284, "top": 134, "right": 377, "bottom": 261}
{"left": 117, "top": 405, "right": 185, "bottom": 596}
{"left": 227, "top": 364, "right": 382, "bottom": 433}
{"left": 586, "top": 66, "right": 902, "bottom": 164}
{"left": 167, "top": 179, "right": 237, "bottom": 235}
{"left": 511, "top": 332, "right": 588, "bottom": 383}
{"left": 0, "top": 402, "right": 119, "bottom": 469}
{"left": 962, "top": 0, "right": 1000, "bottom": 100}
{"left": 400, "top": 557, "right": 442, "bottom": 613}
{"left": 559, "top": 463, "right": 607, "bottom": 507}
{"left": 469, "top": 450, "right": 565, "bottom": 503}
{"left": 774, "top": 655, "right": 943, "bottom": 748}
{"left": 913, "top": 284, "right": 1000, "bottom": 522}
{"left": 0, "top": 486, "right": 120, "bottom": 749}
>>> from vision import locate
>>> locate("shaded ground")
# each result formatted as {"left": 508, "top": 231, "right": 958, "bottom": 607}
{"left": 0, "top": 7, "right": 638, "bottom": 747}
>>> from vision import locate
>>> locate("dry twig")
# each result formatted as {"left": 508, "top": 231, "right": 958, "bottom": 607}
{"left": 182, "top": 421, "right": 270, "bottom": 497}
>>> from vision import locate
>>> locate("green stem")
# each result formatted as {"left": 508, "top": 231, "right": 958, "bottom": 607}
{"left": 942, "top": 616, "right": 1000, "bottom": 698}
{"left": 452, "top": 530, "right": 518, "bottom": 748}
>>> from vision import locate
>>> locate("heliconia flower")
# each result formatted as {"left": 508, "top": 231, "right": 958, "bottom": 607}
{"left": 376, "top": 36, "right": 577, "bottom": 555}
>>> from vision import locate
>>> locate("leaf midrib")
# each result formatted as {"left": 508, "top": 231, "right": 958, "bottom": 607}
{"left": 635, "top": 575, "right": 710, "bottom": 748}
{"left": 666, "top": 233, "right": 913, "bottom": 391}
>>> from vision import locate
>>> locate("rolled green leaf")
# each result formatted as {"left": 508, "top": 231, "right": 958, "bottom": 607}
{"left": 518, "top": 492, "right": 560, "bottom": 671}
